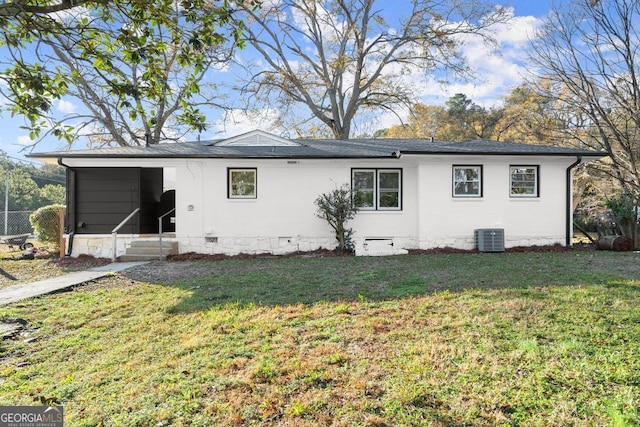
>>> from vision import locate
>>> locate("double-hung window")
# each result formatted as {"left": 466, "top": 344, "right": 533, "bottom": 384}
{"left": 510, "top": 166, "right": 539, "bottom": 197}
{"left": 453, "top": 165, "right": 482, "bottom": 197}
{"left": 228, "top": 168, "right": 257, "bottom": 199}
{"left": 352, "top": 169, "right": 402, "bottom": 210}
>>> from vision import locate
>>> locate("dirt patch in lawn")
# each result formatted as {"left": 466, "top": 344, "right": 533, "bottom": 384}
{"left": 120, "top": 261, "right": 208, "bottom": 283}
{"left": 167, "top": 248, "right": 354, "bottom": 261}
{"left": 51, "top": 254, "right": 112, "bottom": 269}
{"left": 122, "top": 249, "right": 352, "bottom": 283}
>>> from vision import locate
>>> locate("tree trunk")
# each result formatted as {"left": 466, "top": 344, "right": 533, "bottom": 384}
{"left": 596, "top": 235, "right": 633, "bottom": 251}
{"left": 634, "top": 203, "right": 638, "bottom": 250}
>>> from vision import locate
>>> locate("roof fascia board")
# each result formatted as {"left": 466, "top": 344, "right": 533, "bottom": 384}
{"left": 34, "top": 152, "right": 606, "bottom": 162}
{"left": 40, "top": 154, "right": 400, "bottom": 163}
{"left": 397, "top": 150, "right": 607, "bottom": 158}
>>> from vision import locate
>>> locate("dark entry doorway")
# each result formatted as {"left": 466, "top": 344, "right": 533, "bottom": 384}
{"left": 159, "top": 190, "right": 176, "bottom": 232}
{"left": 67, "top": 167, "right": 163, "bottom": 234}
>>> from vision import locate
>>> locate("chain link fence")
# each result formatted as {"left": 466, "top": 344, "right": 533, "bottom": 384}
{"left": 0, "top": 211, "right": 34, "bottom": 236}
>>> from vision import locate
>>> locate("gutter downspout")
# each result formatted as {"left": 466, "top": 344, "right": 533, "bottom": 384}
{"left": 57, "top": 158, "right": 74, "bottom": 256}
{"left": 566, "top": 156, "right": 582, "bottom": 247}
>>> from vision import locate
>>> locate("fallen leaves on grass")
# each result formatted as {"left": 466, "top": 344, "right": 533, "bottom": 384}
{"left": 0, "top": 254, "right": 110, "bottom": 289}
{"left": 49, "top": 254, "right": 111, "bottom": 270}
{"left": 0, "top": 259, "right": 63, "bottom": 289}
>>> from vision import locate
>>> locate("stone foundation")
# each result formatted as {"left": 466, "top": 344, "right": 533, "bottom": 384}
{"left": 65, "top": 233, "right": 567, "bottom": 259}
{"left": 68, "top": 234, "right": 142, "bottom": 259}
{"left": 181, "top": 235, "right": 339, "bottom": 256}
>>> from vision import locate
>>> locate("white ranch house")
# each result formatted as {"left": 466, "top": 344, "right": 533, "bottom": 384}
{"left": 31, "top": 130, "right": 605, "bottom": 259}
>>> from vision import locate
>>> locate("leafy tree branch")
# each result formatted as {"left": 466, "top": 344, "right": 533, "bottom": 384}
{"left": 0, "top": 0, "right": 253, "bottom": 148}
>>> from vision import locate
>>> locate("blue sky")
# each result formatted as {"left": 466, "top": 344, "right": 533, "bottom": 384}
{"left": 0, "top": 1, "right": 561, "bottom": 163}
{"left": 509, "top": 0, "right": 555, "bottom": 16}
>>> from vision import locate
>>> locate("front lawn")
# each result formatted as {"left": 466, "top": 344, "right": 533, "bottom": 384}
{"left": 1, "top": 251, "right": 639, "bottom": 426}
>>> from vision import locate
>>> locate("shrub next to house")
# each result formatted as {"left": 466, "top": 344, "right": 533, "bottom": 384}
{"left": 30, "top": 204, "right": 65, "bottom": 248}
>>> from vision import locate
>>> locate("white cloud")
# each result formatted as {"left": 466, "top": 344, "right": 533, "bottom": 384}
{"left": 211, "top": 61, "right": 232, "bottom": 72}
{"left": 17, "top": 135, "right": 33, "bottom": 146}
{"left": 491, "top": 10, "right": 540, "bottom": 46}
{"left": 290, "top": 1, "right": 347, "bottom": 44}
{"left": 209, "top": 108, "right": 287, "bottom": 137}
{"left": 413, "top": 11, "right": 543, "bottom": 107}
{"left": 352, "top": 9, "right": 544, "bottom": 110}
{"left": 358, "top": 9, "right": 545, "bottom": 132}
{"left": 57, "top": 99, "right": 76, "bottom": 114}
{"left": 49, "top": 6, "right": 91, "bottom": 24}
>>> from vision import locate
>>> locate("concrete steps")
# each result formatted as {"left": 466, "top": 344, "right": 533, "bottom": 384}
{"left": 118, "top": 240, "right": 179, "bottom": 262}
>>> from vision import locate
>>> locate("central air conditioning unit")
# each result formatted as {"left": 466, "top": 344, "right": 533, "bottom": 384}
{"left": 475, "top": 228, "right": 505, "bottom": 252}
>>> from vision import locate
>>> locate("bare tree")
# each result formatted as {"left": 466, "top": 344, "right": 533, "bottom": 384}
{"left": 529, "top": 0, "right": 640, "bottom": 197}
{"left": 234, "top": 0, "right": 509, "bottom": 139}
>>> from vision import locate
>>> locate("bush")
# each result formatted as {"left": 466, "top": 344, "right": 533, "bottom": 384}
{"left": 30, "top": 204, "right": 65, "bottom": 247}
{"left": 574, "top": 209, "right": 598, "bottom": 232}
{"left": 605, "top": 193, "right": 638, "bottom": 241}
{"left": 315, "top": 184, "right": 359, "bottom": 252}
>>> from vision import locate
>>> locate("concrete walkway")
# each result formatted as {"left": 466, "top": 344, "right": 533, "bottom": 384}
{"left": 0, "top": 262, "right": 147, "bottom": 306}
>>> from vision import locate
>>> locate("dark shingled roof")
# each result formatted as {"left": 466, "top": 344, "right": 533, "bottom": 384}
{"left": 29, "top": 138, "right": 606, "bottom": 160}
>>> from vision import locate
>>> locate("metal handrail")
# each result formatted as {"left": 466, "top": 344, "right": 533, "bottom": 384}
{"left": 158, "top": 208, "right": 176, "bottom": 260}
{"left": 111, "top": 208, "right": 140, "bottom": 262}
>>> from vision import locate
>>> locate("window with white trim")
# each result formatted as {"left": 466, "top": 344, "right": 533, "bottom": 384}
{"left": 510, "top": 166, "right": 539, "bottom": 197}
{"left": 352, "top": 169, "right": 402, "bottom": 210}
{"left": 453, "top": 165, "right": 482, "bottom": 197}
{"left": 228, "top": 168, "right": 257, "bottom": 199}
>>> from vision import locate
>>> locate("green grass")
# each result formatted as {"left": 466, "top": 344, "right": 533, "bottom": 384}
{"left": 1, "top": 251, "right": 640, "bottom": 426}
{"left": 162, "top": 251, "right": 638, "bottom": 310}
